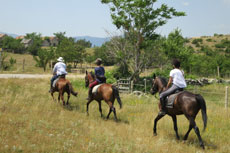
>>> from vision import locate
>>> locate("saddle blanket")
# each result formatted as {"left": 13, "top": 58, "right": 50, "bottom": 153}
{"left": 166, "top": 92, "right": 182, "bottom": 108}
{"left": 52, "top": 78, "right": 59, "bottom": 88}
{"left": 92, "top": 84, "right": 103, "bottom": 94}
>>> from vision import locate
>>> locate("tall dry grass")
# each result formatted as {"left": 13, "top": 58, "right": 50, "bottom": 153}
{"left": 0, "top": 78, "right": 229, "bottom": 153}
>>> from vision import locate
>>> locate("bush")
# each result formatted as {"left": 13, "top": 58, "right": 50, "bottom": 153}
{"left": 67, "top": 64, "right": 72, "bottom": 72}
{"left": 192, "top": 38, "right": 203, "bottom": 45}
{"left": 215, "top": 43, "right": 225, "bottom": 49}
{"left": 110, "top": 65, "right": 131, "bottom": 80}
{"left": 206, "top": 38, "right": 212, "bottom": 42}
{"left": 105, "top": 70, "right": 116, "bottom": 84}
{"left": 151, "top": 68, "right": 170, "bottom": 78}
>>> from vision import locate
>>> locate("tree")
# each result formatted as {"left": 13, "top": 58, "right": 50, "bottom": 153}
{"left": 25, "top": 32, "right": 42, "bottom": 55}
{"left": 0, "top": 36, "right": 25, "bottom": 54}
{"left": 101, "top": 0, "right": 185, "bottom": 81}
{"left": 54, "top": 32, "right": 66, "bottom": 45}
{"left": 56, "top": 38, "right": 85, "bottom": 64}
{"left": 162, "top": 29, "right": 193, "bottom": 72}
{"left": 33, "top": 47, "right": 54, "bottom": 71}
{"left": 94, "top": 44, "right": 115, "bottom": 66}
{"left": 76, "top": 39, "right": 92, "bottom": 48}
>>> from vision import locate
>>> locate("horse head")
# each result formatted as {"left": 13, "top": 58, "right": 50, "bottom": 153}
{"left": 85, "top": 71, "right": 95, "bottom": 87}
{"left": 150, "top": 74, "right": 167, "bottom": 95}
{"left": 150, "top": 74, "right": 158, "bottom": 95}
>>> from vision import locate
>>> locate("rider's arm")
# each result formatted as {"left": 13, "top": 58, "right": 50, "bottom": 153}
{"left": 53, "top": 64, "right": 58, "bottom": 75}
{"left": 166, "top": 77, "right": 173, "bottom": 89}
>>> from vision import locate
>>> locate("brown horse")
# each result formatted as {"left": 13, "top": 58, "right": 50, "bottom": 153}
{"left": 85, "top": 71, "right": 122, "bottom": 120}
{"left": 150, "top": 74, "right": 207, "bottom": 149}
{"left": 51, "top": 75, "right": 78, "bottom": 105}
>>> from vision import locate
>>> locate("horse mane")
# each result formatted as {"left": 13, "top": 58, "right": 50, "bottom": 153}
{"left": 158, "top": 77, "right": 168, "bottom": 87}
{"left": 90, "top": 71, "right": 95, "bottom": 79}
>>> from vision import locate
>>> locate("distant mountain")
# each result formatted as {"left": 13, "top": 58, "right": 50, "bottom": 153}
{"left": 0, "top": 32, "right": 19, "bottom": 38}
{"left": 74, "top": 36, "right": 110, "bottom": 47}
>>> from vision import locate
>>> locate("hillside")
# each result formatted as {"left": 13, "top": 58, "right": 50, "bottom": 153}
{"left": 186, "top": 34, "right": 230, "bottom": 51}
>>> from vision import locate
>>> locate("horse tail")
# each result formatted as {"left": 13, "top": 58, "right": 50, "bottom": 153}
{"left": 196, "top": 94, "right": 207, "bottom": 131}
{"left": 68, "top": 82, "right": 78, "bottom": 97}
{"left": 112, "top": 85, "right": 122, "bottom": 109}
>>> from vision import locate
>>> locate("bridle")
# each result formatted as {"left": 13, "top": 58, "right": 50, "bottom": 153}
{"left": 151, "top": 78, "right": 166, "bottom": 100}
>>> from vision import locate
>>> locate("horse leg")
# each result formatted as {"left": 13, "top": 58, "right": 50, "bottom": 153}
{"left": 66, "top": 92, "right": 70, "bottom": 105}
{"left": 189, "top": 118, "right": 205, "bottom": 149}
{"left": 107, "top": 108, "right": 112, "bottom": 119}
{"left": 106, "top": 102, "right": 117, "bottom": 121}
{"left": 97, "top": 101, "right": 103, "bottom": 117}
{"left": 153, "top": 113, "right": 165, "bottom": 136}
{"left": 51, "top": 92, "right": 56, "bottom": 102}
{"left": 112, "top": 107, "right": 117, "bottom": 121}
{"left": 86, "top": 99, "right": 93, "bottom": 116}
{"left": 171, "top": 115, "right": 180, "bottom": 140}
{"left": 58, "top": 93, "right": 60, "bottom": 103}
{"left": 183, "top": 124, "right": 193, "bottom": 141}
{"left": 60, "top": 91, "right": 65, "bottom": 106}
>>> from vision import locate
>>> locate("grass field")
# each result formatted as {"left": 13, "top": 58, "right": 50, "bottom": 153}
{"left": 0, "top": 78, "right": 229, "bottom": 153}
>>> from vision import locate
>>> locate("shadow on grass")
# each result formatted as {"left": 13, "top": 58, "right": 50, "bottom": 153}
{"left": 167, "top": 133, "right": 218, "bottom": 151}
{"left": 101, "top": 116, "right": 130, "bottom": 124}
{"left": 184, "top": 138, "right": 218, "bottom": 151}
{"left": 63, "top": 103, "right": 80, "bottom": 111}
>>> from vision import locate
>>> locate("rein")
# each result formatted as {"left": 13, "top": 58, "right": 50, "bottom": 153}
{"left": 88, "top": 73, "right": 95, "bottom": 84}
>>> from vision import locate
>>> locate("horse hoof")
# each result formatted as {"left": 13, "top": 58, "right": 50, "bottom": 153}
{"left": 153, "top": 133, "right": 157, "bottom": 136}
{"left": 201, "top": 144, "right": 205, "bottom": 149}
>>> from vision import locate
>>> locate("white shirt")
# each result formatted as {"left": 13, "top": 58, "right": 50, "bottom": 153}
{"left": 170, "top": 68, "right": 187, "bottom": 88}
{"left": 53, "top": 62, "right": 67, "bottom": 76}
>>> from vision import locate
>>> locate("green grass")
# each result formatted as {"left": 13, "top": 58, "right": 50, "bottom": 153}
{"left": 2, "top": 52, "right": 48, "bottom": 74}
{"left": 0, "top": 78, "right": 230, "bottom": 153}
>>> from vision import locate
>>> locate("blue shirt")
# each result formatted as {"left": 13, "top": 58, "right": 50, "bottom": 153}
{"left": 95, "top": 66, "right": 105, "bottom": 83}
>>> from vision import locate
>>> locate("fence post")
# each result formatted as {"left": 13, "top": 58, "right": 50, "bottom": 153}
{"left": 130, "top": 80, "right": 133, "bottom": 93}
{"left": 23, "top": 59, "right": 25, "bottom": 72}
{"left": 225, "top": 86, "right": 229, "bottom": 109}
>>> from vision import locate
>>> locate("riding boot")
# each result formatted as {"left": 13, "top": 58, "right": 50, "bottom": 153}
{"left": 87, "top": 88, "right": 93, "bottom": 100}
{"left": 159, "top": 97, "right": 167, "bottom": 115}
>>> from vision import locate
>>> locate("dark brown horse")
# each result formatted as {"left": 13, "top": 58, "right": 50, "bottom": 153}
{"left": 85, "top": 71, "right": 122, "bottom": 120}
{"left": 150, "top": 74, "right": 207, "bottom": 149}
{"left": 51, "top": 75, "right": 78, "bottom": 105}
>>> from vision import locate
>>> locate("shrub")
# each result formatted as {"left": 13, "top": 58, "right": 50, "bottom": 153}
{"left": 206, "top": 38, "right": 212, "bottom": 42}
{"left": 105, "top": 70, "right": 116, "bottom": 84}
{"left": 192, "top": 38, "right": 203, "bottom": 45}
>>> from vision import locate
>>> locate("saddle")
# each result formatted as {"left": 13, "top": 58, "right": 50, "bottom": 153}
{"left": 52, "top": 75, "right": 66, "bottom": 88}
{"left": 92, "top": 84, "right": 104, "bottom": 94}
{"left": 166, "top": 89, "right": 184, "bottom": 108}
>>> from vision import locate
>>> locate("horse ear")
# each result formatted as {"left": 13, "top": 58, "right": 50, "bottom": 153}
{"left": 86, "top": 70, "right": 88, "bottom": 74}
{"left": 153, "top": 73, "right": 156, "bottom": 79}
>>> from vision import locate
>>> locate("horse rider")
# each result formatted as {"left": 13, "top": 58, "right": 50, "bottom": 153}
{"left": 87, "top": 58, "right": 106, "bottom": 100}
{"left": 159, "top": 59, "right": 187, "bottom": 115}
{"left": 49, "top": 57, "right": 68, "bottom": 93}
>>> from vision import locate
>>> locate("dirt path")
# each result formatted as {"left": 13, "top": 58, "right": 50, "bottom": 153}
{"left": 0, "top": 74, "right": 85, "bottom": 79}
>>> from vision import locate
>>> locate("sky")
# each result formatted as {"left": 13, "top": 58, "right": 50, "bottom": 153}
{"left": 0, "top": 0, "right": 230, "bottom": 38}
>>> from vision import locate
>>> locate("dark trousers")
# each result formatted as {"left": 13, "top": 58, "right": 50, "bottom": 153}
{"left": 159, "top": 84, "right": 180, "bottom": 111}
